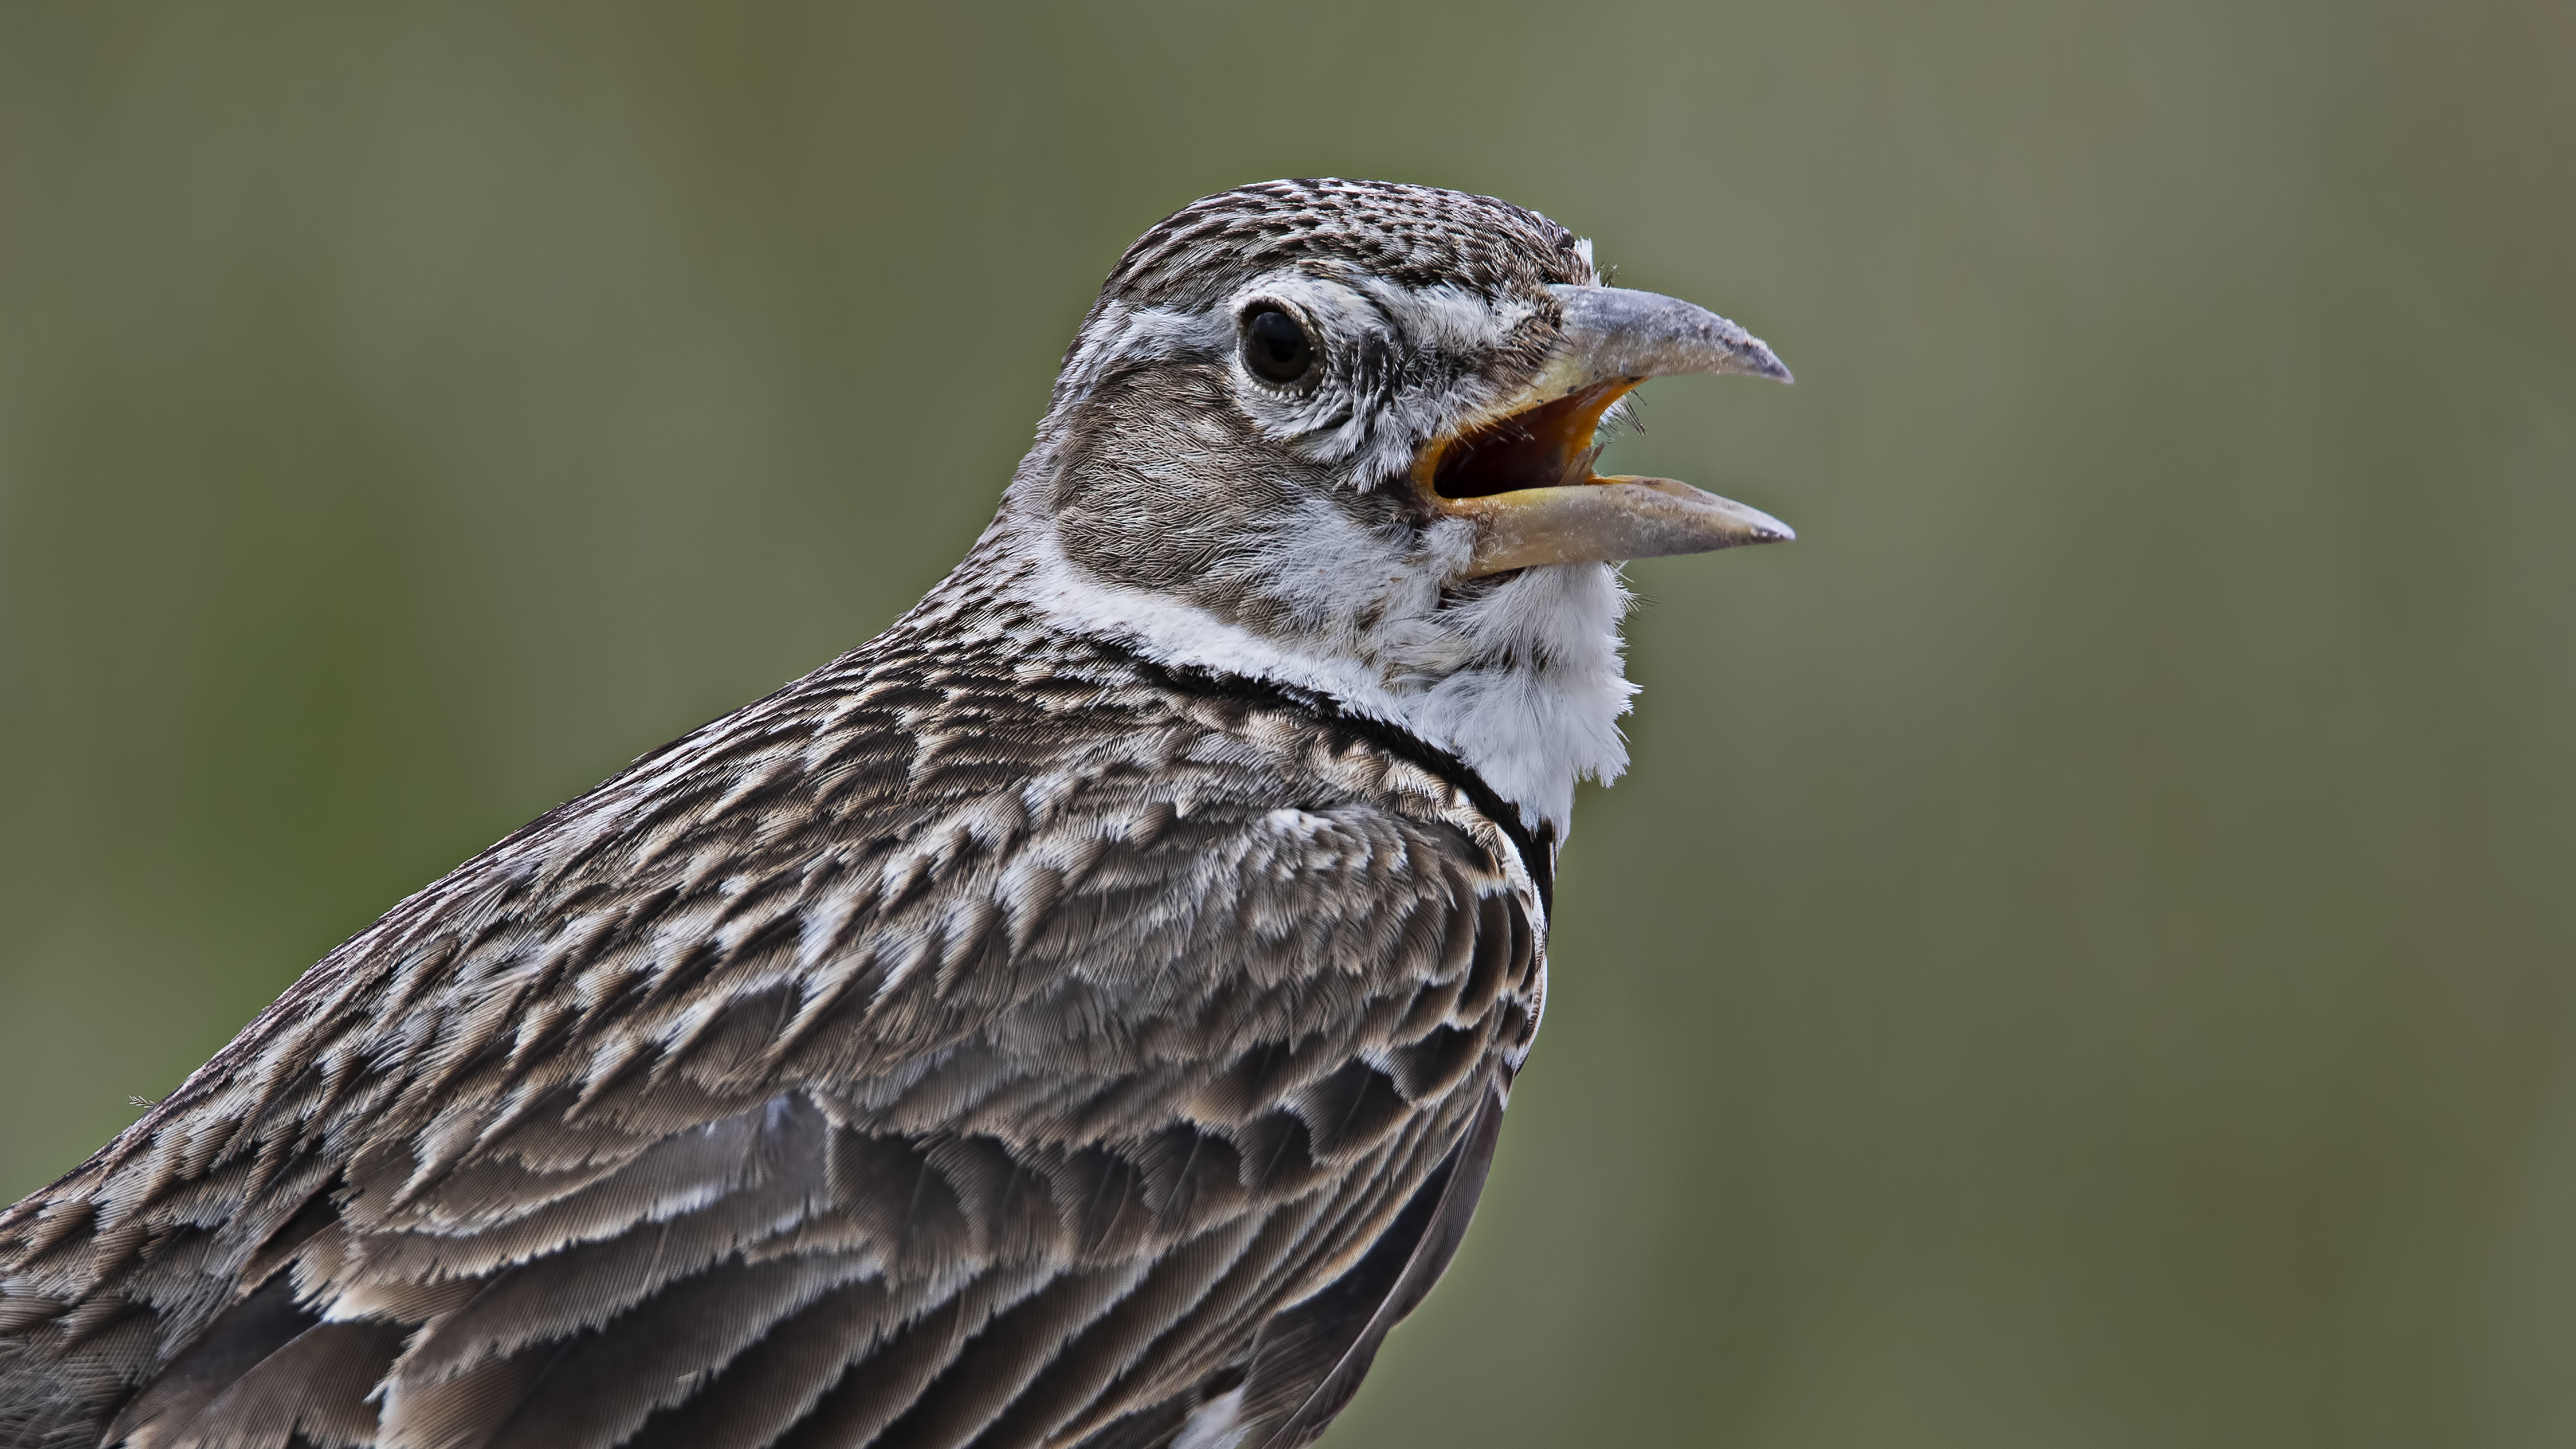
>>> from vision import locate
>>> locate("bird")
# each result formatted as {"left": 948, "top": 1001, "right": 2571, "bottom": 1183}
{"left": 0, "top": 178, "right": 1790, "bottom": 1449}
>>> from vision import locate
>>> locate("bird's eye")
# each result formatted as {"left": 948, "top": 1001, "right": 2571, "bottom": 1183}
{"left": 1242, "top": 307, "right": 1316, "bottom": 385}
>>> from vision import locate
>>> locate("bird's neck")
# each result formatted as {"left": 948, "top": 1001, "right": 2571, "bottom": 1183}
{"left": 915, "top": 503, "right": 1638, "bottom": 839}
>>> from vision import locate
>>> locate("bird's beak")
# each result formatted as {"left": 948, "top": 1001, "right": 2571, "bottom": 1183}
{"left": 1415, "top": 284, "right": 1794, "bottom": 578}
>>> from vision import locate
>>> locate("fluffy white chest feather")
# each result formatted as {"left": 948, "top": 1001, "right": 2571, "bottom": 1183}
{"left": 1006, "top": 505, "right": 1636, "bottom": 838}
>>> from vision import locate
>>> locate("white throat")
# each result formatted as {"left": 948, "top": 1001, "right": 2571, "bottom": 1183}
{"left": 1002, "top": 506, "right": 1636, "bottom": 837}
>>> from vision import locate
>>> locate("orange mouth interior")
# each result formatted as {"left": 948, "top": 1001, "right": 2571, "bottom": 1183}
{"left": 1415, "top": 379, "right": 1642, "bottom": 505}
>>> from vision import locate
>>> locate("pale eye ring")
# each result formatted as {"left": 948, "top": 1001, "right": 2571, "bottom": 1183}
{"left": 1240, "top": 307, "right": 1317, "bottom": 386}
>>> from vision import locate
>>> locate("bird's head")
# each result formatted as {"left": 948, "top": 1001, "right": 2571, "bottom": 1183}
{"left": 983, "top": 179, "right": 1792, "bottom": 835}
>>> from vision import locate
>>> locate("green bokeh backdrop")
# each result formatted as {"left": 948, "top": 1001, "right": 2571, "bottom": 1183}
{"left": 4, "top": 3, "right": 2572, "bottom": 1444}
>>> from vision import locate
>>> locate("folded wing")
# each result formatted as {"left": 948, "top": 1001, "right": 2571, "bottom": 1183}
{"left": 3, "top": 741, "right": 1542, "bottom": 1449}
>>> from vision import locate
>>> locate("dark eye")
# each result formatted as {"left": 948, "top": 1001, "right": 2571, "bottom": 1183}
{"left": 1242, "top": 307, "right": 1316, "bottom": 385}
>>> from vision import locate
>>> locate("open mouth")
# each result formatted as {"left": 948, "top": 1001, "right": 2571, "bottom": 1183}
{"left": 1411, "top": 375, "right": 1790, "bottom": 578}
{"left": 1414, "top": 380, "right": 1641, "bottom": 504}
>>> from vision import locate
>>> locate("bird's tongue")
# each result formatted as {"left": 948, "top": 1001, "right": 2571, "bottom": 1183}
{"left": 1422, "top": 380, "right": 1635, "bottom": 502}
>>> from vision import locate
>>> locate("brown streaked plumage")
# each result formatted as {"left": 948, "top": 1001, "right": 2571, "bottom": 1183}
{"left": 0, "top": 179, "right": 1790, "bottom": 1449}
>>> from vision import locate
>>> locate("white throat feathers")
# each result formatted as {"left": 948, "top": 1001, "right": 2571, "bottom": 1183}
{"left": 999, "top": 503, "right": 1637, "bottom": 839}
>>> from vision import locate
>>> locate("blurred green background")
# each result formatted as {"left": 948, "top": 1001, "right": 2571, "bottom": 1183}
{"left": 3, "top": 2, "right": 2571, "bottom": 1444}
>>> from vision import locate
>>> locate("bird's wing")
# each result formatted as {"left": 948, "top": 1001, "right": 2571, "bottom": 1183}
{"left": 0, "top": 726, "right": 1543, "bottom": 1449}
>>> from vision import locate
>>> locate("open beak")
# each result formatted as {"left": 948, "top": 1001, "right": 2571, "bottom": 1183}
{"left": 1417, "top": 284, "right": 1794, "bottom": 578}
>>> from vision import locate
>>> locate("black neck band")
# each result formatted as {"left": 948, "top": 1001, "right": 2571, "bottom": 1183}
{"left": 1120, "top": 653, "right": 1558, "bottom": 916}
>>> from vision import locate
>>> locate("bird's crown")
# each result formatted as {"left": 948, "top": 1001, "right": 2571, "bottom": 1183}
{"left": 1097, "top": 178, "right": 1593, "bottom": 312}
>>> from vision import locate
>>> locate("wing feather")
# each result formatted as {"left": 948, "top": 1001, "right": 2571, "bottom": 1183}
{"left": 0, "top": 649, "right": 1547, "bottom": 1449}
